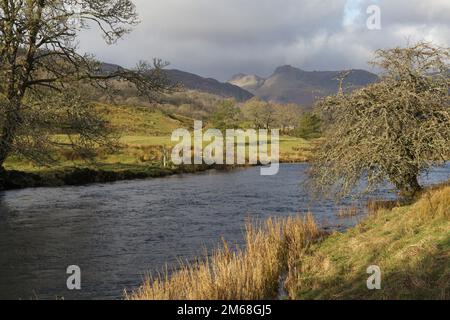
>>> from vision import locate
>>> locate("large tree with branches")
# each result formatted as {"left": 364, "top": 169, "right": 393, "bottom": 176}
{"left": 310, "top": 42, "right": 450, "bottom": 199}
{"left": 0, "top": 0, "right": 170, "bottom": 169}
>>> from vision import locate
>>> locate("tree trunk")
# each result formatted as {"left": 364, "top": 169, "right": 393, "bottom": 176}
{"left": 398, "top": 174, "right": 423, "bottom": 200}
{"left": 0, "top": 103, "right": 21, "bottom": 169}
{"left": 0, "top": 127, "right": 15, "bottom": 169}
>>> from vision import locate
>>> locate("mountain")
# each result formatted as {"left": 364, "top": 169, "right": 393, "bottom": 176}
{"left": 100, "top": 62, "right": 123, "bottom": 73}
{"left": 229, "top": 73, "right": 265, "bottom": 91}
{"left": 165, "top": 69, "right": 254, "bottom": 102}
{"left": 99, "top": 63, "right": 254, "bottom": 102}
{"left": 229, "top": 65, "right": 379, "bottom": 106}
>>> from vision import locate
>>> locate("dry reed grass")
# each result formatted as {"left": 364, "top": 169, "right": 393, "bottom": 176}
{"left": 126, "top": 214, "right": 320, "bottom": 300}
{"left": 413, "top": 186, "right": 450, "bottom": 219}
{"left": 336, "top": 206, "right": 359, "bottom": 218}
{"left": 367, "top": 200, "right": 400, "bottom": 215}
{"left": 127, "top": 185, "right": 450, "bottom": 300}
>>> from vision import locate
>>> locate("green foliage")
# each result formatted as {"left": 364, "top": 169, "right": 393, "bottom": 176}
{"left": 241, "top": 98, "right": 277, "bottom": 129}
{"left": 211, "top": 100, "right": 242, "bottom": 132}
{"left": 296, "top": 112, "right": 322, "bottom": 139}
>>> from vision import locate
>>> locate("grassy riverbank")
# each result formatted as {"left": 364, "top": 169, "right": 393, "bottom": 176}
{"left": 0, "top": 163, "right": 224, "bottom": 190}
{"left": 286, "top": 184, "right": 450, "bottom": 300}
{"left": 1, "top": 104, "right": 315, "bottom": 190}
{"left": 129, "top": 184, "right": 450, "bottom": 300}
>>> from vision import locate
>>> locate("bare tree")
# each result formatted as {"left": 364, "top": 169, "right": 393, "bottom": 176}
{"left": 0, "top": 0, "right": 170, "bottom": 168}
{"left": 211, "top": 99, "right": 241, "bottom": 132}
{"left": 242, "top": 98, "right": 276, "bottom": 130}
{"left": 274, "top": 103, "right": 302, "bottom": 133}
{"left": 310, "top": 42, "right": 450, "bottom": 199}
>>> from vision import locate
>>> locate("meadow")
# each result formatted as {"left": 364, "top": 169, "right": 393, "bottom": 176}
{"left": 4, "top": 104, "right": 315, "bottom": 180}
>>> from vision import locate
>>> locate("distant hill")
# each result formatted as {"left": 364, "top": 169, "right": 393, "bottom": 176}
{"left": 229, "top": 65, "right": 379, "bottom": 106}
{"left": 100, "top": 62, "right": 377, "bottom": 106}
{"left": 99, "top": 62, "right": 123, "bottom": 73}
{"left": 99, "top": 63, "right": 253, "bottom": 102}
{"left": 165, "top": 69, "right": 254, "bottom": 102}
{"left": 229, "top": 73, "right": 265, "bottom": 91}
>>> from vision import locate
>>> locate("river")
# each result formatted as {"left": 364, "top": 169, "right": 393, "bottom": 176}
{"left": 0, "top": 163, "right": 449, "bottom": 299}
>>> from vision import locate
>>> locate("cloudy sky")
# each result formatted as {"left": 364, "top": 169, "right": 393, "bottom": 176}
{"left": 79, "top": 0, "right": 450, "bottom": 81}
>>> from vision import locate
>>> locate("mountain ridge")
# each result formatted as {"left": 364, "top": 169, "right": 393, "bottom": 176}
{"left": 165, "top": 69, "right": 254, "bottom": 102}
{"left": 99, "top": 62, "right": 254, "bottom": 102}
{"left": 229, "top": 65, "right": 379, "bottom": 105}
{"left": 100, "top": 62, "right": 379, "bottom": 106}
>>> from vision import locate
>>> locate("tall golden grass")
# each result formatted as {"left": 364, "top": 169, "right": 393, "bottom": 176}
{"left": 414, "top": 186, "right": 450, "bottom": 219}
{"left": 126, "top": 214, "right": 321, "bottom": 300}
{"left": 367, "top": 200, "right": 400, "bottom": 216}
{"left": 336, "top": 206, "right": 359, "bottom": 218}
{"left": 284, "top": 186, "right": 450, "bottom": 300}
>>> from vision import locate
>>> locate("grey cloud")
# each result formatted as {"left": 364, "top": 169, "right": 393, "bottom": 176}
{"left": 78, "top": 0, "right": 450, "bottom": 81}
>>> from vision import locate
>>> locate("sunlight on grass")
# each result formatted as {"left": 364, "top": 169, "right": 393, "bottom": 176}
{"left": 286, "top": 186, "right": 450, "bottom": 300}
{"left": 5, "top": 103, "right": 316, "bottom": 173}
{"left": 127, "top": 185, "right": 450, "bottom": 300}
{"left": 126, "top": 215, "right": 320, "bottom": 300}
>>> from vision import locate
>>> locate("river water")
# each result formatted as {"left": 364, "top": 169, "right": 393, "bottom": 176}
{"left": 0, "top": 163, "right": 449, "bottom": 300}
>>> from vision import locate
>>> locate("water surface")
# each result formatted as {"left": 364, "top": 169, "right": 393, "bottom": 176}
{"left": 0, "top": 163, "right": 449, "bottom": 299}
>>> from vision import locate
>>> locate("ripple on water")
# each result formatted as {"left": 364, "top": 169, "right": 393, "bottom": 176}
{"left": 0, "top": 163, "right": 449, "bottom": 299}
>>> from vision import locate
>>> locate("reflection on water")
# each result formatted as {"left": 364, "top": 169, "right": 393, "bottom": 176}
{"left": 0, "top": 164, "right": 449, "bottom": 299}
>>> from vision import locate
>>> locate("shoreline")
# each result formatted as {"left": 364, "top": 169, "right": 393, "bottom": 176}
{"left": 129, "top": 182, "right": 450, "bottom": 300}
{"left": 0, "top": 160, "right": 309, "bottom": 192}
{"left": 0, "top": 164, "right": 220, "bottom": 191}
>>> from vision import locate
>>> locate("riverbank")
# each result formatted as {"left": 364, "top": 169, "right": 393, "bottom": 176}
{"left": 0, "top": 158, "right": 311, "bottom": 191}
{"left": 0, "top": 158, "right": 312, "bottom": 191}
{"left": 1, "top": 150, "right": 313, "bottom": 191}
{"left": 1, "top": 104, "right": 316, "bottom": 191}
{"left": 0, "top": 160, "right": 304, "bottom": 191}
{"left": 286, "top": 183, "right": 450, "bottom": 299}
{"left": 128, "top": 183, "right": 450, "bottom": 300}
{"left": 0, "top": 164, "right": 226, "bottom": 191}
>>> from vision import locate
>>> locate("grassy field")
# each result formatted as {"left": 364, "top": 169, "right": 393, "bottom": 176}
{"left": 4, "top": 104, "right": 185, "bottom": 172}
{"left": 128, "top": 183, "right": 450, "bottom": 300}
{"left": 0, "top": 103, "right": 314, "bottom": 190}
{"left": 4, "top": 103, "right": 315, "bottom": 174}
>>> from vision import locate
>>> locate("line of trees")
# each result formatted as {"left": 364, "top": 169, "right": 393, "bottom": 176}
{"left": 210, "top": 97, "right": 322, "bottom": 138}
